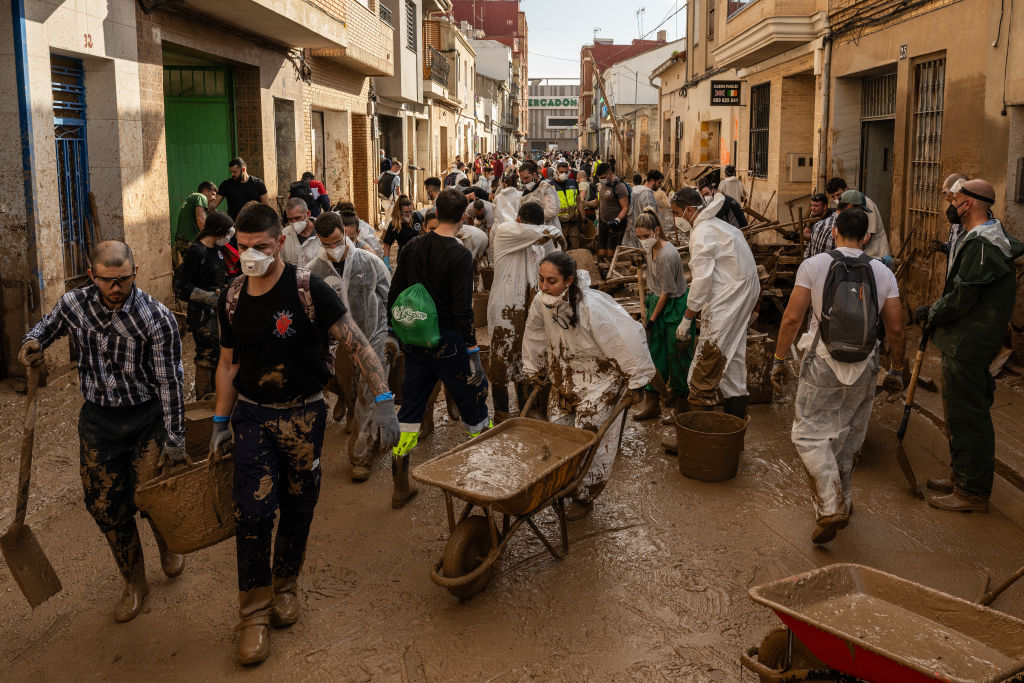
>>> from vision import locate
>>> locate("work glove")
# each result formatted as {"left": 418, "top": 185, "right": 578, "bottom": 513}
{"left": 189, "top": 288, "right": 219, "bottom": 307}
{"left": 914, "top": 305, "right": 933, "bottom": 328}
{"left": 881, "top": 254, "right": 895, "bottom": 268}
{"left": 160, "top": 442, "right": 188, "bottom": 465}
{"left": 209, "top": 420, "right": 232, "bottom": 454}
{"left": 467, "top": 349, "right": 487, "bottom": 386}
{"left": 373, "top": 397, "right": 400, "bottom": 452}
{"left": 18, "top": 339, "right": 44, "bottom": 368}
{"left": 770, "top": 358, "right": 794, "bottom": 394}
{"left": 676, "top": 318, "right": 696, "bottom": 344}
{"left": 928, "top": 239, "right": 950, "bottom": 254}
{"left": 606, "top": 218, "right": 622, "bottom": 232}
{"left": 882, "top": 367, "right": 905, "bottom": 393}
{"left": 630, "top": 388, "right": 646, "bottom": 405}
{"left": 644, "top": 317, "right": 655, "bottom": 332}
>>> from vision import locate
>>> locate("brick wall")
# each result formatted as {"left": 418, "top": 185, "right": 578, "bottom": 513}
{"left": 234, "top": 68, "right": 265, "bottom": 181}
{"left": 351, "top": 113, "right": 373, "bottom": 219}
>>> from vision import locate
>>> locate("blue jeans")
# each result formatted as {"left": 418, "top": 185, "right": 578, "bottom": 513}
{"left": 396, "top": 330, "right": 489, "bottom": 434}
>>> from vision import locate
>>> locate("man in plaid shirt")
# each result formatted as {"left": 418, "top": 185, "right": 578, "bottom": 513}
{"left": 804, "top": 211, "right": 839, "bottom": 259}
{"left": 20, "top": 240, "right": 186, "bottom": 623}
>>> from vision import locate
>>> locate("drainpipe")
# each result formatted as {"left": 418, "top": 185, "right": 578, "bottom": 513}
{"left": 817, "top": 32, "right": 833, "bottom": 193}
{"left": 12, "top": 0, "right": 42, "bottom": 333}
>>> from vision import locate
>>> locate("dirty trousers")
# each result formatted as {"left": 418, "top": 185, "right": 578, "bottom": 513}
{"left": 232, "top": 398, "right": 326, "bottom": 592}
{"left": 348, "top": 354, "right": 391, "bottom": 467}
{"left": 78, "top": 399, "right": 164, "bottom": 575}
{"left": 549, "top": 393, "right": 628, "bottom": 501}
{"left": 791, "top": 353, "right": 877, "bottom": 521}
{"left": 644, "top": 293, "right": 693, "bottom": 397}
{"left": 396, "top": 330, "right": 489, "bottom": 434}
{"left": 186, "top": 301, "right": 219, "bottom": 367}
{"left": 941, "top": 354, "right": 996, "bottom": 497}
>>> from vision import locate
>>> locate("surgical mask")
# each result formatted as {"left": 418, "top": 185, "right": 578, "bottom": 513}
{"left": 523, "top": 180, "right": 537, "bottom": 191}
{"left": 320, "top": 243, "right": 347, "bottom": 263}
{"left": 640, "top": 237, "right": 657, "bottom": 250}
{"left": 239, "top": 248, "right": 274, "bottom": 277}
{"left": 945, "top": 202, "right": 962, "bottom": 226}
{"left": 675, "top": 217, "right": 689, "bottom": 230}
{"left": 215, "top": 227, "right": 235, "bottom": 247}
{"left": 290, "top": 220, "right": 306, "bottom": 233}
{"left": 599, "top": 178, "right": 609, "bottom": 186}
{"left": 538, "top": 291, "right": 566, "bottom": 307}
{"left": 555, "top": 172, "right": 568, "bottom": 182}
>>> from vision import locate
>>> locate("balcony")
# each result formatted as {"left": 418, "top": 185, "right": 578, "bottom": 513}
{"left": 195, "top": 0, "right": 346, "bottom": 48}
{"left": 712, "top": 0, "right": 827, "bottom": 68}
{"left": 307, "top": 0, "right": 394, "bottom": 76}
{"left": 424, "top": 46, "right": 449, "bottom": 88}
{"left": 379, "top": 3, "right": 393, "bottom": 26}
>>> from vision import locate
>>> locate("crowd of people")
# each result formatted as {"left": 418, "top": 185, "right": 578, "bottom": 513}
{"left": 17, "top": 146, "right": 1020, "bottom": 666}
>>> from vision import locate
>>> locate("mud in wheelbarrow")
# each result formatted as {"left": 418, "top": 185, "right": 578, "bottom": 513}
{"left": 412, "top": 398, "right": 631, "bottom": 599}
{"left": 741, "top": 563, "right": 1024, "bottom": 682}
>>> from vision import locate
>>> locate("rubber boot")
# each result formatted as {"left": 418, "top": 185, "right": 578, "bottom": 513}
{"left": 194, "top": 362, "right": 215, "bottom": 401}
{"left": 492, "top": 384, "right": 511, "bottom": 424}
{"left": 391, "top": 456, "right": 419, "bottom": 509}
{"left": 687, "top": 399, "right": 714, "bottom": 413}
{"left": 350, "top": 461, "right": 371, "bottom": 483}
{"left": 148, "top": 518, "right": 185, "bottom": 579}
{"left": 104, "top": 526, "right": 151, "bottom": 623}
{"left": 270, "top": 576, "right": 300, "bottom": 628}
{"left": 722, "top": 395, "right": 749, "bottom": 419}
{"left": 631, "top": 391, "right": 661, "bottom": 421}
{"left": 811, "top": 513, "right": 850, "bottom": 545}
{"left": 236, "top": 586, "right": 273, "bottom": 665}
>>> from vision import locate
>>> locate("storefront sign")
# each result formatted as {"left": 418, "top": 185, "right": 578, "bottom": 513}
{"left": 710, "top": 81, "right": 741, "bottom": 106}
{"left": 528, "top": 97, "right": 579, "bottom": 109}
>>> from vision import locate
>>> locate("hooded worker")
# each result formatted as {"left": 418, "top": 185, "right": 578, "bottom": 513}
{"left": 305, "top": 213, "right": 393, "bottom": 486}
{"left": 494, "top": 172, "right": 523, "bottom": 225}
{"left": 670, "top": 188, "right": 760, "bottom": 420}
{"left": 919, "top": 179, "right": 1024, "bottom": 513}
{"left": 487, "top": 202, "right": 550, "bottom": 423}
{"left": 519, "top": 160, "right": 562, "bottom": 236}
{"left": 523, "top": 251, "right": 655, "bottom": 520}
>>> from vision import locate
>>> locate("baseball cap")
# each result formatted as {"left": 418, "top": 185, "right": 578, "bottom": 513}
{"left": 839, "top": 190, "right": 872, "bottom": 212}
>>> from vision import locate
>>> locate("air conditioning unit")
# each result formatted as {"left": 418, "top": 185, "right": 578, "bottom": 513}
{"left": 787, "top": 153, "right": 813, "bottom": 182}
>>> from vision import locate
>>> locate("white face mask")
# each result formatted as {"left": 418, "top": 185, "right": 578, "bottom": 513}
{"left": 239, "top": 247, "right": 274, "bottom": 277}
{"left": 599, "top": 178, "right": 610, "bottom": 186}
{"left": 523, "top": 180, "right": 537, "bottom": 191}
{"left": 538, "top": 290, "right": 566, "bottom": 307}
{"left": 215, "top": 227, "right": 235, "bottom": 247}
{"left": 290, "top": 220, "right": 306, "bottom": 233}
{"left": 674, "top": 217, "right": 690, "bottom": 230}
{"left": 320, "top": 243, "right": 347, "bottom": 263}
{"left": 640, "top": 237, "right": 657, "bottom": 250}
{"left": 555, "top": 172, "right": 568, "bottom": 182}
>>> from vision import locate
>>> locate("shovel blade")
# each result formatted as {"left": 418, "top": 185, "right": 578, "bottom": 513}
{"left": 895, "top": 440, "right": 925, "bottom": 500}
{"left": 1, "top": 524, "right": 62, "bottom": 608}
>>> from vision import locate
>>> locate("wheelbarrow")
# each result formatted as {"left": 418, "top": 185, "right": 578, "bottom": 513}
{"left": 411, "top": 392, "right": 633, "bottom": 599}
{"left": 740, "top": 563, "right": 1024, "bottom": 682}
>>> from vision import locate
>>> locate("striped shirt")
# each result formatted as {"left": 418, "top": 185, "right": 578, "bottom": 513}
{"left": 25, "top": 285, "right": 185, "bottom": 447}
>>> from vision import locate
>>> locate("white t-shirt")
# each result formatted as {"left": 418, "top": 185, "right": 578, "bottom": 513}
{"left": 794, "top": 247, "right": 899, "bottom": 384}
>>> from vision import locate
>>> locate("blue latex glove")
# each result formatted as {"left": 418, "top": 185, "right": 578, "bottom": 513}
{"left": 881, "top": 254, "right": 895, "bottom": 268}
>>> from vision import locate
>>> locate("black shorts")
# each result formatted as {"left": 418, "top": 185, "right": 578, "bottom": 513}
{"left": 597, "top": 220, "right": 625, "bottom": 250}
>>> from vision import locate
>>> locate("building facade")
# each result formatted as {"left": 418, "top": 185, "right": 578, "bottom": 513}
{"left": 527, "top": 80, "right": 579, "bottom": 153}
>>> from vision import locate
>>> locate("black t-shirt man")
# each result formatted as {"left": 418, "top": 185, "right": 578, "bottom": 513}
{"left": 217, "top": 175, "right": 269, "bottom": 219}
{"left": 218, "top": 264, "right": 347, "bottom": 403}
{"left": 382, "top": 210, "right": 425, "bottom": 250}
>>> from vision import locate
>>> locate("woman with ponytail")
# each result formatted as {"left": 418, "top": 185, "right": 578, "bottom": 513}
{"left": 522, "top": 251, "right": 656, "bottom": 520}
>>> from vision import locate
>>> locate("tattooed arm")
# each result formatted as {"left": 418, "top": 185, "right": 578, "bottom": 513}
{"left": 330, "top": 313, "right": 389, "bottom": 397}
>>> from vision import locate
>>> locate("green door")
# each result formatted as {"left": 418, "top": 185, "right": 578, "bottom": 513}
{"left": 164, "top": 66, "right": 234, "bottom": 244}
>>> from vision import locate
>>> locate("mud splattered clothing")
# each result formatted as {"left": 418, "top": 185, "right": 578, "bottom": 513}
{"left": 684, "top": 195, "right": 760, "bottom": 405}
{"left": 174, "top": 242, "right": 227, "bottom": 367}
{"left": 25, "top": 284, "right": 185, "bottom": 447}
{"left": 522, "top": 272, "right": 655, "bottom": 499}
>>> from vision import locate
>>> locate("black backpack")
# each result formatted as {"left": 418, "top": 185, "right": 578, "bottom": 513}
{"left": 289, "top": 179, "right": 315, "bottom": 212}
{"left": 377, "top": 172, "right": 397, "bottom": 199}
{"left": 443, "top": 171, "right": 459, "bottom": 188}
{"left": 819, "top": 250, "right": 881, "bottom": 362}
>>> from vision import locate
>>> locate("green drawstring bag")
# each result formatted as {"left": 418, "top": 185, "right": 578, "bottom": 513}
{"left": 391, "top": 283, "right": 440, "bottom": 348}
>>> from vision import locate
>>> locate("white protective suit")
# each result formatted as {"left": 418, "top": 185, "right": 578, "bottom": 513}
{"left": 493, "top": 186, "right": 522, "bottom": 225}
{"left": 521, "top": 180, "right": 562, "bottom": 235}
{"left": 680, "top": 193, "right": 760, "bottom": 404}
{"left": 457, "top": 224, "right": 490, "bottom": 262}
{"left": 623, "top": 184, "right": 657, "bottom": 248}
{"left": 305, "top": 238, "right": 391, "bottom": 466}
{"left": 523, "top": 272, "right": 656, "bottom": 498}
{"left": 356, "top": 218, "right": 385, "bottom": 260}
{"left": 281, "top": 223, "right": 321, "bottom": 267}
{"left": 487, "top": 219, "right": 546, "bottom": 387}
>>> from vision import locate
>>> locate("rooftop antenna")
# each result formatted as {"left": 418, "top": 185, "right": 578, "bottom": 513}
{"left": 636, "top": 7, "right": 645, "bottom": 38}
{"left": 592, "top": 26, "right": 601, "bottom": 43}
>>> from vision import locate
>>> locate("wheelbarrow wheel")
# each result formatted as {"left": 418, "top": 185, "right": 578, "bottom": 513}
{"left": 756, "top": 627, "right": 828, "bottom": 682}
{"left": 442, "top": 515, "right": 494, "bottom": 600}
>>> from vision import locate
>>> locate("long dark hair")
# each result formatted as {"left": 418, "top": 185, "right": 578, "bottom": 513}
{"left": 540, "top": 251, "right": 582, "bottom": 328}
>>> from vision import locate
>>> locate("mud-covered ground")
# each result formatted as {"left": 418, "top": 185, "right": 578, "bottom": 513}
{"left": 3, "top": 354, "right": 1024, "bottom": 681}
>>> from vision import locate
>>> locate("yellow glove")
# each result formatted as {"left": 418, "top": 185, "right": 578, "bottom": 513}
{"left": 392, "top": 431, "right": 419, "bottom": 458}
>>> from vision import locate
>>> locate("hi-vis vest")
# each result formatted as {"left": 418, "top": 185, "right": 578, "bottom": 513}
{"left": 553, "top": 179, "right": 580, "bottom": 220}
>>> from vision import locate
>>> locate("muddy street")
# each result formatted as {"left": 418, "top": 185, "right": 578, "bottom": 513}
{"left": 2, "top": 363, "right": 1024, "bottom": 681}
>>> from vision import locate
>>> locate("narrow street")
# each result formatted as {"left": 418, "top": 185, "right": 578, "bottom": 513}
{"left": 3, "top": 357, "right": 1023, "bottom": 680}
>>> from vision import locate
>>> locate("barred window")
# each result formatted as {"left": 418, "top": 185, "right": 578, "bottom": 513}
{"left": 405, "top": 0, "right": 416, "bottom": 52}
{"left": 749, "top": 82, "right": 770, "bottom": 177}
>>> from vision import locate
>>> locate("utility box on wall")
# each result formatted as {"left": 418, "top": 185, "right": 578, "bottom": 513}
{"left": 787, "top": 153, "right": 813, "bottom": 182}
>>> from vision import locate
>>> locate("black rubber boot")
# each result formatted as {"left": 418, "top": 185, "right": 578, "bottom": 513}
{"left": 391, "top": 456, "right": 419, "bottom": 509}
{"left": 722, "top": 395, "right": 749, "bottom": 419}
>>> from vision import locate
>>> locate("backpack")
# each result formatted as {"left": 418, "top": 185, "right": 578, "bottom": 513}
{"left": 443, "top": 171, "right": 459, "bottom": 188}
{"left": 611, "top": 177, "right": 632, "bottom": 205}
{"left": 377, "top": 172, "right": 397, "bottom": 199}
{"left": 819, "top": 250, "right": 881, "bottom": 362}
{"left": 390, "top": 283, "right": 440, "bottom": 348}
{"left": 288, "top": 180, "right": 315, "bottom": 212}
{"left": 224, "top": 268, "right": 337, "bottom": 375}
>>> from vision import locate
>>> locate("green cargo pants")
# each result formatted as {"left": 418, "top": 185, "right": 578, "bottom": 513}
{"left": 941, "top": 353, "right": 995, "bottom": 497}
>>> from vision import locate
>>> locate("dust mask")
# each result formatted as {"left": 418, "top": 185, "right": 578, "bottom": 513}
{"left": 239, "top": 248, "right": 274, "bottom": 277}
{"left": 538, "top": 290, "right": 566, "bottom": 308}
{"left": 215, "top": 227, "right": 235, "bottom": 247}
{"left": 640, "top": 237, "right": 657, "bottom": 250}
{"left": 945, "top": 202, "right": 962, "bottom": 226}
{"left": 290, "top": 221, "right": 306, "bottom": 233}
{"left": 675, "top": 217, "right": 690, "bottom": 230}
{"left": 523, "top": 180, "right": 537, "bottom": 191}
{"left": 320, "top": 243, "right": 347, "bottom": 263}
{"left": 555, "top": 172, "right": 568, "bottom": 182}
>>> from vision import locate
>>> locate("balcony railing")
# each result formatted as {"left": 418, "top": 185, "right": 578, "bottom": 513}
{"left": 379, "top": 3, "right": 393, "bottom": 26}
{"left": 425, "top": 45, "right": 449, "bottom": 87}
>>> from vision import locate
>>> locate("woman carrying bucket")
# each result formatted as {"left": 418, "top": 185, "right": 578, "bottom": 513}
{"left": 631, "top": 208, "right": 694, "bottom": 422}
{"left": 522, "top": 252, "right": 656, "bottom": 520}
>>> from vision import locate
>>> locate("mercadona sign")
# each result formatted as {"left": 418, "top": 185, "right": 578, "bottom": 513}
{"left": 528, "top": 97, "right": 579, "bottom": 109}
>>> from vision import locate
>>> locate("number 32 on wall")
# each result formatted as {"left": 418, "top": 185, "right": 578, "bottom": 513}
{"left": 83, "top": 33, "right": 94, "bottom": 48}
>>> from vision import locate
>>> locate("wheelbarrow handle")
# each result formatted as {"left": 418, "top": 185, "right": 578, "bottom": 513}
{"left": 739, "top": 647, "right": 812, "bottom": 681}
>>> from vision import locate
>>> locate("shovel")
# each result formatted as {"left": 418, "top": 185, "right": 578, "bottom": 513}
{"left": 894, "top": 329, "right": 927, "bottom": 500}
{"left": 1, "top": 366, "right": 62, "bottom": 607}
{"left": 980, "top": 563, "right": 1024, "bottom": 606}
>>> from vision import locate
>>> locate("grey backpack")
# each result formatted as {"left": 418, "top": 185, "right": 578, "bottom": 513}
{"left": 819, "top": 250, "right": 880, "bottom": 362}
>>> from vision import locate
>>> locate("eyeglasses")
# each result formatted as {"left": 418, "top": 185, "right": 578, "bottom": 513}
{"left": 92, "top": 273, "right": 136, "bottom": 287}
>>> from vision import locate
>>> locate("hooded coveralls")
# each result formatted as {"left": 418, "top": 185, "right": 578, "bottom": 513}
{"left": 683, "top": 194, "right": 760, "bottom": 405}
{"left": 928, "top": 220, "right": 1024, "bottom": 498}
{"left": 494, "top": 186, "right": 523, "bottom": 226}
{"left": 523, "top": 272, "right": 656, "bottom": 500}
{"left": 522, "top": 180, "right": 562, "bottom": 236}
{"left": 305, "top": 238, "right": 391, "bottom": 470}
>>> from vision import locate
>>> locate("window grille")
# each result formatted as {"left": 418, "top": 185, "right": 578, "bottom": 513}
{"left": 749, "top": 82, "right": 770, "bottom": 178}
{"left": 908, "top": 58, "right": 946, "bottom": 248}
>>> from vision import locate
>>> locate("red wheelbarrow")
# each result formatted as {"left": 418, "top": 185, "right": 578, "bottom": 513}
{"left": 412, "top": 395, "right": 632, "bottom": 599}
{"left": 741, "top": 563, "right": 1024, "bottom": 682}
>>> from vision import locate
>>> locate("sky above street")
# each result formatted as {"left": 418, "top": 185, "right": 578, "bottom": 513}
{"left": 521, "top": 0, "right": 686, "bottom": 80}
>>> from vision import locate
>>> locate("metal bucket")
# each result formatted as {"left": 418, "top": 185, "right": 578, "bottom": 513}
{"left": 674, "top": 411, "right": 749, "bottom": 482}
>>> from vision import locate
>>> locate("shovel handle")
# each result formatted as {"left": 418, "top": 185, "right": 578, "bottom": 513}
{"left": 980, "top": 563, "right": 1024, "bottom": 606}
{"left": 14, "top": 367, "right": 40, "bottom": 529}
{"left": 520, "top": 385, "right": 542, "bottom": 416}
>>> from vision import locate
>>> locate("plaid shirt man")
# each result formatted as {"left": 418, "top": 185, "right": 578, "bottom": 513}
{"left": 805, "top": 212, "right": 839, "bottom": 259}
{"left": 25, "top": 284, "right": 185, "bottom": 447}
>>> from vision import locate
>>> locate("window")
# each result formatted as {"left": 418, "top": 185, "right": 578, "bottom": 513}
{"left": 546, "top": 116, "right": 577, "bottom": 129}
{"left": 708, "top": 0, "right": 715, "bottom": 40}
{"left": 693, "top": 0, "right": 700, "bottom": 45}
{"left": 405, "top": 0, "right": 416, "bottom": 52}
{"left": 728, "top": 0, "right": 752, "bottom": 16}
{"left": 749, "top": 82, "right": 770, "bottom": 177}
{"left": 908, "top": 57, "right": 946, "bottom": 249}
